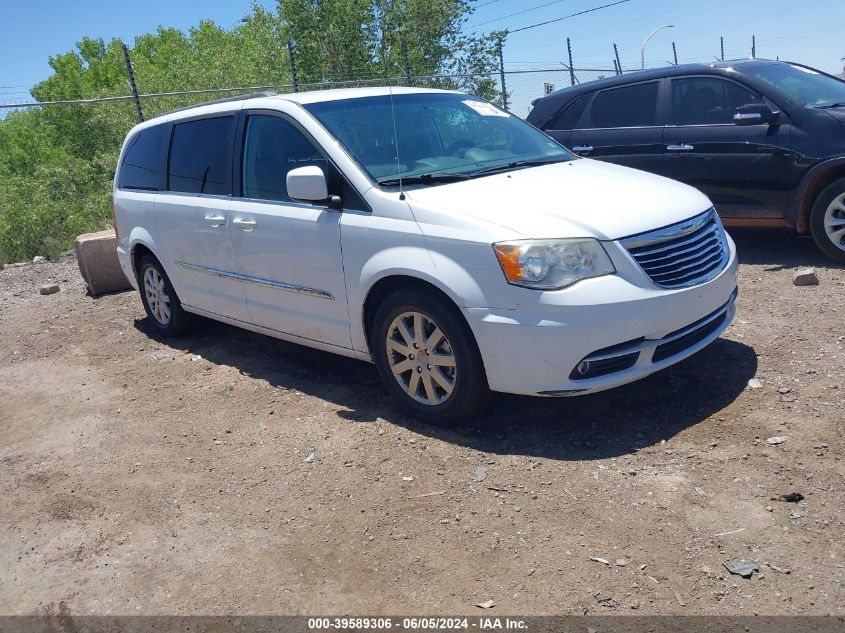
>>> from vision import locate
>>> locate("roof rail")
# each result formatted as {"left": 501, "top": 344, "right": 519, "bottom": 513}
{"left": 154, "top": 91, "right": 278, "bottom": 118}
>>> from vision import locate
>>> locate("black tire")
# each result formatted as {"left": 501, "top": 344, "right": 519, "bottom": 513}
{"left": 809, "top": 178, "right": 845, "bottom": 264}
{"left": 371, "top": 289, "right": 492, "bottom": 426}
{"left": 137, "top": 255, "right": 193, "bottom": 336}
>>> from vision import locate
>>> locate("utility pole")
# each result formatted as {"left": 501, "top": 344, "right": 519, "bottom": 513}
{"left": 752, "top": 35, "right": 756, "bottom": 59}
{"left": 121, "top": 42, "right": 144, "bottom": 123}
{"left": 287, "top": 39, "right": 298, "bottom": 92}
{"left": 720, "top": 36, "right": 724, "bottom": 61}
{"left": 496, "top": 35, "right": 508, "bottom": 111}
{"left": 613, "top": 43, "right": 622, "bottom": 74}
{"left": 672, "top": 41, "right": 678, "bottom": 65}
{"left": 567, "top": 37, "right": 575, "bottom": 86}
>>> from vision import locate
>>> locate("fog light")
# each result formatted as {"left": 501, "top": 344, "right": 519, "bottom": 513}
{"left": 575, "top": 360, "right": 591, "bottom": 376}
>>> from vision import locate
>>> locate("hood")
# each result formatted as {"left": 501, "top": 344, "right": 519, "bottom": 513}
{"left": 404, "top": 159, "right": 713, "bottom": 241}
{"left": 822, "top": 106, "right": 845, "bottom": 124}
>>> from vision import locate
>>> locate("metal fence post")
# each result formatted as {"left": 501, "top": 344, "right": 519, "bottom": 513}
{"left": 720, "top": 37, "right": 725, "bottom": 61}
{"left": 567, "top": 37, "right": 575, "bottom": 86}
{"left": 672, "top": 42, "right": 678, "bottom": 65}
{"left": 401, "top": 37, "right": 412, "bottom": 86}
{"left": 751, "top": 35, "right": 756, "bottom": 59}
{"left": 613, "top": 43, "right": 623, "bottom": 74}
{"left": 121, "top": 42, "right": 144, "bottom": 123}
{"left": 287, "top": 39, "right": 299, "bottom": 92}
{"left": 496, "top": 36, "right": 508, "bottom": 111}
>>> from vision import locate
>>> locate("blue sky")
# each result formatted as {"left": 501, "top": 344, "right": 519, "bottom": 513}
{"left": 1, "top": 0, "right": 843, "bottom": 104}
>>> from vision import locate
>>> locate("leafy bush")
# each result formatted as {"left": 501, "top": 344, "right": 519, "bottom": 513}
{"left": 0, "top": 1, "right": 504, "bottom": 262}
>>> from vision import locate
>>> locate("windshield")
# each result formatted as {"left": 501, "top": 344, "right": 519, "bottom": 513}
{"left": 303, "top": 92, "right": 572, "bottom": 185}
{"left": 742, "top": 62, "right": 845, "bottom": 108}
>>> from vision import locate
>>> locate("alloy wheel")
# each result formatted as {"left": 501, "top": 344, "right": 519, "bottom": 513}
{"left": 824, "top": 192, "right": 845, "bottom": 253}
{"left": 143, "top": 267, "right": 172, "bottom": 326}
{"left": 385, "top": 311, "right": 457, "bottom": 405}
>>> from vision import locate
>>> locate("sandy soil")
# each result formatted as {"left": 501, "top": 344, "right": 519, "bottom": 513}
{"left": 0, "top": 229, "right": 842, "bottom": 616}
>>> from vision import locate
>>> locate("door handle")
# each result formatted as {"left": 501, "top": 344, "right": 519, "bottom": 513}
{"left": 666, "top": 143, "right": 694, "bottom": 151}
{"left": 203, "top": 214, "right": 226, "bottom": 227}
{"left": 232, "top": 217, "right": 256, "bottom": 232}
{"left": 572, "top": 145, "right": 593, "bottom": 153}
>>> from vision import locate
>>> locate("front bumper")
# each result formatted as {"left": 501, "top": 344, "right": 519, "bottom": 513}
{"left": 464, "top": 239, "right": 739, "bottom": 396}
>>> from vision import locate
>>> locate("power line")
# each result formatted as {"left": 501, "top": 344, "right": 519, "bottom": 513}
{"left": 508, "top": 0, "right": 633, "bottom": 34}
{"left": 468, "top": 0, "right": 570, "bottom": 28}
{"left": 473, "top": 0, "right": 504, "bottom": 8}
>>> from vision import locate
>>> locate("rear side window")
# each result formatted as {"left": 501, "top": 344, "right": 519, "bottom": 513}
{"left": 118, "top": 125, "right": 168, "bottom": 190}
{"left": 168, "top": 116, "right": 234, "bottom": 195}
{"left": 548, "top": 92, "right": 593, "bottom": 130}
{"left": 590, "top": 82, "right": 659, "bottom": 128}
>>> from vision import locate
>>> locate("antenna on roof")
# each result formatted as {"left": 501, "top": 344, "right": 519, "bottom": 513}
{"left": 388, "top": 85, "right": 405, "bottom": 201}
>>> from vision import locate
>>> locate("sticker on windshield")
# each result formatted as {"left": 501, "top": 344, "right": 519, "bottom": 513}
{"left": 463, "top": 100, "right": 510, "bottom": 117}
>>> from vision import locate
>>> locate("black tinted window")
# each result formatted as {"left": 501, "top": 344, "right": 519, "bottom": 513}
{"left": 241, "top": 115, "right": 327, "bottom": 201}
{"left": 168, "top": 117, "right": 234, "bottom": 195}
{"left": 118, "top": 125, "right": 168, "bottom": 190}
{"left": 672, "top": 77, "right": 763, "bottom": 125}
{"left": 549, "top": 92, "right": 592, "bottom": 130}
{"left": 590, "top": 82, "right": 659, "bottom": 128}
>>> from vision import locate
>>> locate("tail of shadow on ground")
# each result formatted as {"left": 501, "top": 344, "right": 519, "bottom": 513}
{"left": 133, "top": 316, "right": 757, "bottom": 462}
{"left": 729, "top": 227, "right": 844, "bottom": 269}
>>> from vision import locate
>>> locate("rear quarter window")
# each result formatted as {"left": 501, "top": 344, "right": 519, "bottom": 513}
{"left": 118, "top": 125, "right": 168, "bottom": 191}
{"left": 548, "top": 92, "right": 593, "bottom": 130}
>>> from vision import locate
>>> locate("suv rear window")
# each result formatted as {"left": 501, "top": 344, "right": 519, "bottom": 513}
{"left": 590, "top": 82, "right": 659, "bottom": 128}
{"left": 549, "top": 92, "right": 592, "bottom": 130}
{"left": 118, "top": 125, "right": 168, "bottom": 191}
{"left": 167, "top": 116, "right": 234, "bottom": 195}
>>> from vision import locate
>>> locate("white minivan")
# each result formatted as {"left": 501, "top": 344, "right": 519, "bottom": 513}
{"left": 114, "top": 87, "right": 738, "bottom": 425}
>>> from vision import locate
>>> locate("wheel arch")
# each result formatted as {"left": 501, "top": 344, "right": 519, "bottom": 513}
{"left": 126, "top": 228, "right": 165, "bottom": 282}
{"left": 792, "top": 159, "right": 845, "bottom": 233}
{"left": 361, "top": 274, "right": 472, "bottom": 357}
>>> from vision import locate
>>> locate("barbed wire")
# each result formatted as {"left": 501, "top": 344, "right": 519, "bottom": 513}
{"left": 0, "top": 67, "right": 620, "bottom": 110}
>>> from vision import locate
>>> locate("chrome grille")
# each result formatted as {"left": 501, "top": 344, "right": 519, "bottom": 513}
{"left": 621, "top": 209, "right": 728, "bottom": 289}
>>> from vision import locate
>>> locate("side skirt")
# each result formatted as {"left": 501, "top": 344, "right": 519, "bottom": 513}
{"left": 181, "top": 303, "right": 373, "bottom": 363}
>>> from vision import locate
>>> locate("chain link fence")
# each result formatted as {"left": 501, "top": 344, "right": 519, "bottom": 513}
{"left": 1, "top": 66, "right": 624, "bottom": 122}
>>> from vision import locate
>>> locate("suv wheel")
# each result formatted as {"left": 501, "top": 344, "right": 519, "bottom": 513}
{"left": 810, "top": 178, "right": 845, "bottom": 264}
{"left": 371, "top": 289, "right": 491, "bottom": 426}
{"left": 138, "top": 255, "right": 193, "bottom": 336}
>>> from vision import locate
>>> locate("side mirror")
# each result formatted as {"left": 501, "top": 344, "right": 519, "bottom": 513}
{"left": 286, "top": 165, "right": 329, "bottom": 203}
{"left": 733, "top": 103, "right": 779, "bottom": 126}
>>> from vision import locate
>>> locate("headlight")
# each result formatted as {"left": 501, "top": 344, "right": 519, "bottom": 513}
{"left": 492, "top": 238, "right": 615, "bottom": 290}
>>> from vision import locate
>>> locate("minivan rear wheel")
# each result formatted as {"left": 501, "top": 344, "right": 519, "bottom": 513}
{"left": 137, "top": 255, "right": 193, "bottom": 336}
{"left": 371, "top": 289, "right": 491, "bottom": 426}
{"left": 810, "top": 178, "right": 845, "bottom": 264}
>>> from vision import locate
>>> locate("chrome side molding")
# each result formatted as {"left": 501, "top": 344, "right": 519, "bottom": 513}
{"left": 174, "top": 261, "right": 335, "bottom": 300}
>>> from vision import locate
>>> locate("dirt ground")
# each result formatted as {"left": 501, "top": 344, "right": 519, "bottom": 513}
{"left": 0, "top": 229, "right": 842, "bottom": 617}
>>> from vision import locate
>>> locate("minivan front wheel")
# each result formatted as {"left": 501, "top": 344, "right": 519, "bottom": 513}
{"left": 137, "top": 255, "right": 193, "bottom": 336}
{"left": 372, "top": 290, "right": 491, "bottom": 426}
{"left": 810, "top": 178, "right": 845, "bottom": 264}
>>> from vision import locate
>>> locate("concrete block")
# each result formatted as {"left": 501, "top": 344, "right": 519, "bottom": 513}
{"left": 75, "top": 230, "right": 131, "bottom": 295}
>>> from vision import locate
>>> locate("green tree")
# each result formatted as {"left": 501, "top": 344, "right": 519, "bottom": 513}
{"left": 0, "top": 0, "right": 505, "bottom": 262}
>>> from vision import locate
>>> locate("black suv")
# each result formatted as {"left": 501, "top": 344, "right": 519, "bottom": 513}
{"left": 527, "top": 59, "right": 845, "bottom": 262}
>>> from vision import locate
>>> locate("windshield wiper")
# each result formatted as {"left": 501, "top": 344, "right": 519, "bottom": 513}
{"left": 468, "top": 156, "right": 570, "bottom": 178}
{"left": 816, "top": 102, "right": 845, "bottom": 109}
{"left": 378, "top": 172, "right": 471, "bottom": 186}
